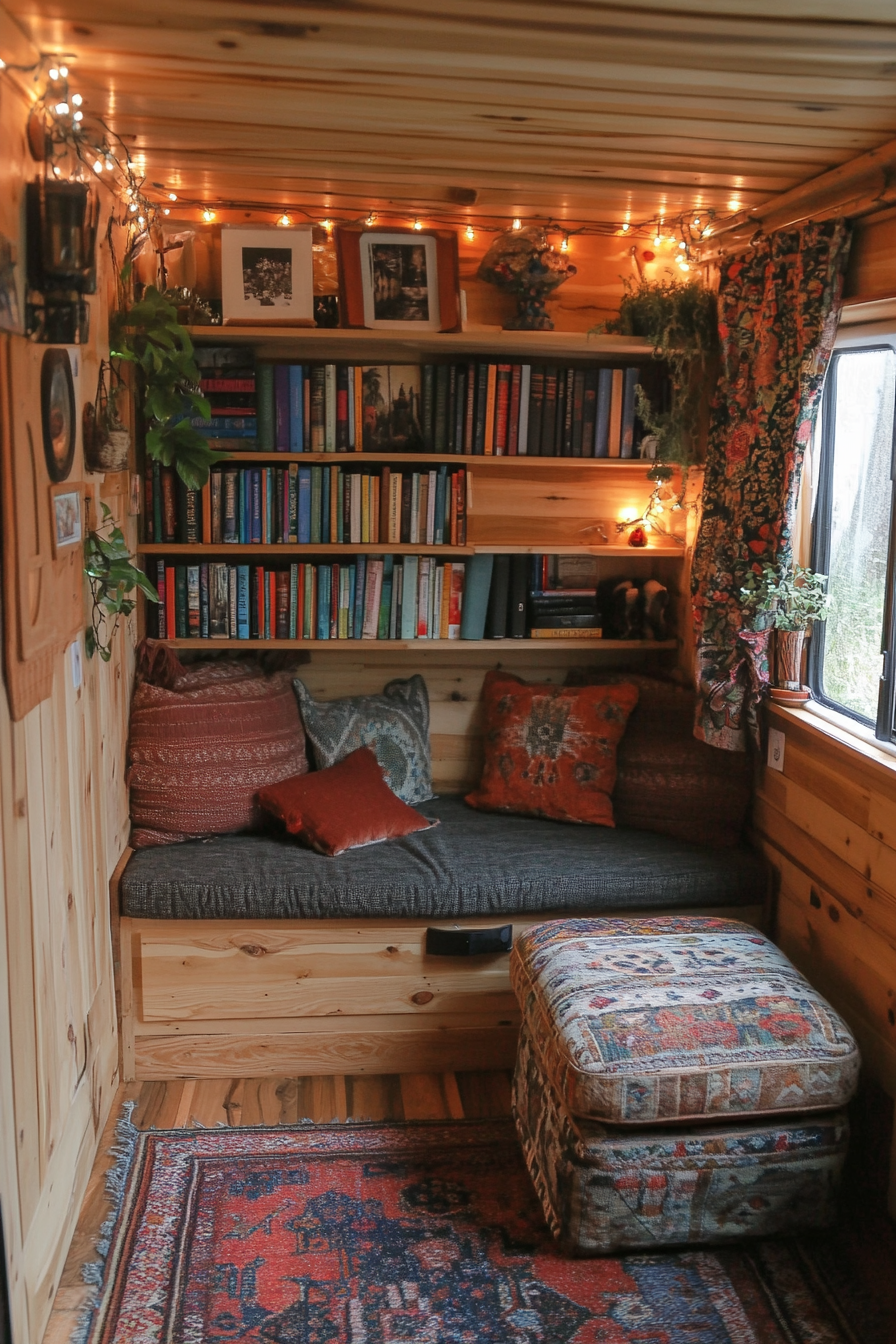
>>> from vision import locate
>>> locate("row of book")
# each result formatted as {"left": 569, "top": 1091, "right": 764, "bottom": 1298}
{"left": 148, "top": 553, "right": 605, "bottom": 643}
{"left": 190, "top": 346, "right": 645, "bottom": 457}
{"left": 144, "top": 463, "right": 468, "bottom": 547}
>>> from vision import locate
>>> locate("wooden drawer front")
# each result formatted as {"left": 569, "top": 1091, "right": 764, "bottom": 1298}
{"left": 137, "top": 923, "right": 519, "bottom": 1022}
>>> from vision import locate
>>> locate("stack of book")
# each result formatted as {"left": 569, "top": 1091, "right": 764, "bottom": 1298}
{"left": 193, "top": 347, "right": 257, "bottom": 450}
{"left": 182, "top": 356, "right": 645, "bottom": 457}
{"left": 144, "top": 464, "right": 468, "bottom": 546}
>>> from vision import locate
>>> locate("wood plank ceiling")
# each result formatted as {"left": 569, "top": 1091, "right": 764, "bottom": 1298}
{"left": 3, "top": 0, "right": 896, "bottom": 230}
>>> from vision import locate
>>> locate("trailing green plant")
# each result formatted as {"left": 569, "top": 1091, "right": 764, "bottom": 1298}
{"left": 602, "top": 276, "right": 719, "bottom": 476}
{"left": 84, "top": 503, "right": 159, "bottom": 661}
{"left": 110, "top": 284, "right": 224, "bottom": 489}
{"left": 740, "top": 562, "right": 831, "bottom": 632}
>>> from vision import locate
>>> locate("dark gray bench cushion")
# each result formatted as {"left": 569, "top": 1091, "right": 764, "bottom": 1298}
{"left": 120, "top": 797, "right": 767, "bottom": 921}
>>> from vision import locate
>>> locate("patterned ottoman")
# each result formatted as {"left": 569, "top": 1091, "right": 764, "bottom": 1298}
{"left": 509, "top": 916, "right": 860, "bottom": 1253}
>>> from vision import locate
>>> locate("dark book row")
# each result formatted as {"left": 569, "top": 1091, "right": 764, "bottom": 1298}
{"left": 144, "top": 462, "right": 467, "bottom": 547}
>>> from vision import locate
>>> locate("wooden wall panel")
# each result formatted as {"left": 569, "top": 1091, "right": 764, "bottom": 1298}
{"left": 0, "top": 77, "right": 135, "bottom": 1344}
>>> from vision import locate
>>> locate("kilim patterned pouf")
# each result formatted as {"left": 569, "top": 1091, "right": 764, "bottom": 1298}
{"left": 509, "top": 916, "right": 859, "bottom": 1252}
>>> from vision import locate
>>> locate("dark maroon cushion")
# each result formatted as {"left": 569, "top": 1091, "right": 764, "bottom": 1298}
{"left": 565, "top": 671, "right": 752, "bottom": 847}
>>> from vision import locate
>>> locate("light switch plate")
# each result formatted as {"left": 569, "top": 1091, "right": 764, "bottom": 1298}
{"left": 767, "top": 726, "right": 785, "bottom": 772}
{"left": 69, "top": 638, "right": 83, "bottom": 691}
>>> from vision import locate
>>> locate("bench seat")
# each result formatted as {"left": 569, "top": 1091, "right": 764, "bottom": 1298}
{"left": 120, "top": 796, "right": 767, "bottom": 922}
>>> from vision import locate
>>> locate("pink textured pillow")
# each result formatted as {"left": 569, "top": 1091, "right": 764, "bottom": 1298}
{"left": 128, "top": 670, "right": 308, "bottom": 847}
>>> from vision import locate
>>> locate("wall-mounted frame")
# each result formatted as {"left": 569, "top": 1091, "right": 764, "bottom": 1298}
{"left": 336, "top": 226, "right": 461, "bottom": 332}
{"left": 49, "top": 483, "right": 83, "bottom": 556}
{"left": 220, "top": 225, "right": 314, "bottom": 326}
{"left": 40, "top": 347, "right": 76, "bottom": 481}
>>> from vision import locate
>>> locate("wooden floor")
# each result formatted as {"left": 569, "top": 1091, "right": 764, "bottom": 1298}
{"left": 42, "top": 1070, "right": 513, "bottom": 1344}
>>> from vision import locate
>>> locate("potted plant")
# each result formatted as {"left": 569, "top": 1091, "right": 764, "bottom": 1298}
{"left": 741, "top": 562, "right": 832, "bottom": 703}
{"left": 84, "top": 502, "right": 159, "bottom": 660}
{"left": 83, "top": 360, "right": 131, "bottom": 473}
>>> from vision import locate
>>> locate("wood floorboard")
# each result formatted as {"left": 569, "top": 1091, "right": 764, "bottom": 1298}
{"left": 43, "top": 1069, "right": 512, "bottom": 1343}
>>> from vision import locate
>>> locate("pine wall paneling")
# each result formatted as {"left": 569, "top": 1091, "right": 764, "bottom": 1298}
{"left": 0, "top": 75, "right": 134, "bottom": 1344}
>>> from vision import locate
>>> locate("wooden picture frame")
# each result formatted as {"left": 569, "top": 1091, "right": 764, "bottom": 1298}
{"left": 220, "top": 225, "right": 314, "bottom": 326}
{"left": 49, "top": 483, "right": 83, "bottom": 556}
{"left": 336, "top": 225, "right": 461, "bottom": 332}
{"left": 40, "top": 347, "right": 76, "bottom": 482}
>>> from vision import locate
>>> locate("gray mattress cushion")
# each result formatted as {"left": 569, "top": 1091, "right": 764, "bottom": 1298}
{"left": 120, "top": 797, "right": 767, "bottom": 920}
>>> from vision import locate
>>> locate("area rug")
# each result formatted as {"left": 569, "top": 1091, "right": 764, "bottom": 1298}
{"left": 79, "top": 1116, "right": 885, "bottom": 1344}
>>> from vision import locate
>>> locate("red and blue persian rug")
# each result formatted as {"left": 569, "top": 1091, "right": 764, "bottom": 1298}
{"left": 79, "top": 1116, "right": 886, "bottom": 1344}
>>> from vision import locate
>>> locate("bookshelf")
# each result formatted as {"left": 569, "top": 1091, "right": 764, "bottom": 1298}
{"left": 142, "top": 328, "right": 683, "bottom": 652}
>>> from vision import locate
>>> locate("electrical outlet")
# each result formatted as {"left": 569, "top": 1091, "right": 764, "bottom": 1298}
{"left": 767, "top": 726, "right": 785, "bottom": 772}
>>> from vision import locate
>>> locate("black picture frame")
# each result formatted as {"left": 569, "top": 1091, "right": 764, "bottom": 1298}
{"left": 40, "top": 348, "right": 76, "bottom": 483}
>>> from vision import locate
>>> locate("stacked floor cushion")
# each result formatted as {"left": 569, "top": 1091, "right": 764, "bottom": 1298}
{"left": 119, "top": 797, "right": 768, "bottom": 920}
{"left": 510, "top": 916, "right": 860, "bottom": 1252}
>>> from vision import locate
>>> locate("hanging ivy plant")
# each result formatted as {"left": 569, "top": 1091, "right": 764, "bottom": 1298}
{"left": 110, "top": 284, "right": 224, "bottom": 490}
{"left": 84, "top": 502, "right": 159, "bottom": 661}
{"left": 603, "top": 276, "right": 719, "bottom": 478}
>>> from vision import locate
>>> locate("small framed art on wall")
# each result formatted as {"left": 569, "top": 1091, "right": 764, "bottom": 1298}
{"left": 220, "top": 226, "right": 314, "bottom": 325}
{"left": 336, "top": 226, "right": 461, "bottom": 332}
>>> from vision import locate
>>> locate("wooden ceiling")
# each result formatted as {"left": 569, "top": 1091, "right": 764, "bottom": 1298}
{"left": 3, "top": 0, "right": 896, "bottom": 229}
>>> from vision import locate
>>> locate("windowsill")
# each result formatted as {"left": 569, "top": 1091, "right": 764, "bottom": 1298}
{"left": 767, "top": 696, "right": 896, "bottom": 781}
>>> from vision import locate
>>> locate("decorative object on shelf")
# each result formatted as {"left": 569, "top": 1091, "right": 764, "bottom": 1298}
{"left": 110, "top": 285, "right": 222, "bottom": 488}
{"left": 477, "top": 226, "right": 576, "bottom": 331}
{"left": 40, "top": 348, "right": 76, "bottom": 481}
{"left": 25, "top": 178, "right": 99, "bottom": 344}
{"left": 603, "top": 276, "right": 718, "bottom": 477}
{"left": 83, "top": 358, "right": 130, "bottom": 473}
{"left": 220, "top": 225, "right": 314, "bottom": 326}
{"left": 337, "top": 225, "right": 461, "bottom": 332}
{"left": 615, "top": 485, "right": 688, "bottom": 548}
{"left": 597, "top": 578, "right": 669, "bottom": 641}
{"left": 313, "top": 294, "right": 339, "bottom": 327}
{"left": 162, "top": 286, "right": 219, "bottom": 326}
{"left": 49, "top": 483, "right": 83, "bottom": 557}
{"left": 84, "top": 500, "right": 159, "bottom": 661}
{"left": 627, "top": 525, "right": 648, "bottom": 548}
{"left": 741, "top": 562, "right": 831, "bottom": 704}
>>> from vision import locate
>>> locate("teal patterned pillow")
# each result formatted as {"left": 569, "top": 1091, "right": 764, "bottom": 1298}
{"left": 293, "top": 675, "right": 433, "bottom": 804}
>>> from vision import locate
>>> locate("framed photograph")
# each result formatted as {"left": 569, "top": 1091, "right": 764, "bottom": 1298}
{"left": 220, "top": 226, "right": 314, "bottom": 326}
{"left": 50, "top": 483, "right": 83, "bottom": 556}
{"left": 337, "top": 226, "right": 461, "bottom": 332}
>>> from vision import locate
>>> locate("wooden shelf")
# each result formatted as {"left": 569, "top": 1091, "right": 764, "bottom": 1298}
{"left": 156, "top": 638, "right": 678, "bottom": 652}
{"left": 188, "top": 326, "right": 655, "bottom": 361}
{"left": 139, "top": 542, "right": 685, "bottom": 559}
{"left": 211, "top": 451, "right": 657, "bottom": 469}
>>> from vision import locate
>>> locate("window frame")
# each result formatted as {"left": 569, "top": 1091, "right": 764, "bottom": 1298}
{"left": 808, "top": 324, "right": 896, "bottom": 742}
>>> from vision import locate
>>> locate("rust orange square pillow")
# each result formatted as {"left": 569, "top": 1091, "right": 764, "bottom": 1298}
{"left": 465, "top": 671, "right": 639, "bottom": 826}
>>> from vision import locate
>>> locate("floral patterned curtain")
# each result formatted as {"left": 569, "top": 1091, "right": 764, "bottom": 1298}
{"left": 691, "top": 219, "right": 851, "bottom": 751}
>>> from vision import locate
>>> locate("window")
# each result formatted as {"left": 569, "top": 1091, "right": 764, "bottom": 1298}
{"left": 810, "top": 332, "right": 896, "bottom": 740}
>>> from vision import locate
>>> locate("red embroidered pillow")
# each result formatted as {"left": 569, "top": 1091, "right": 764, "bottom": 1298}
{"left": 128, "top": 668, "right": 308, "bottom": 847}
{"left": 258, "top": 747, "right": 436, "bottom": 856}
{"left": 465, "top": 671, "right": 639, "bottom": 827}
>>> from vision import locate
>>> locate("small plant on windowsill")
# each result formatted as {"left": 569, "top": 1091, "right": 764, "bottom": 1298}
{"left": 741, "top": 562, "right": 831, "bottom": 704}
{"left": 84, "top": 503, "right": 159, "bottom": 661}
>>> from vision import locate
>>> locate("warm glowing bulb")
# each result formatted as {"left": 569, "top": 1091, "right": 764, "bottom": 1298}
{"left": 620, "top": 507, "right": 640, "bottom": 524}
{"left": 59, "top": 65, "right": 68, "bottom": 77}
{"left": 168, "top": 192, "right": 177, "bottom": 201}
{"left": 321, "top": 218, "right": 332, "bottom": 231}
{"left": 137, "top": 215, "right": 146, "bottom": 228}
{"left": 512, "top": 217, "right": 522, "bottom": 230}
{"left": 465, "top": 225, "right": 475, "bottom": 241}
{"left": 162, "top": 207, "right": 170, "bottom": 215}
{"left": 71, "top": 92, "right": 82, "bottom": 106}
{"left": 693, "top": 216, "right": 700, "bottom": 225}
{"left": 560, "top": 235, "right": 569, "bottom": 253}
{"left": 413, "top": 218, "right": 422, "bottom": 230}
{"left": 92, "top": 158, "right": 104, "bottom": 173}
{"left": 0, "top": 59, "right": 7, "bottom": 71}
{"left": 678, "top": 260, "right": 690, "bottom": 272}
{"left": 366, "top": 212, "right": 376, "bottom": 225}
{"left": 52, "top": 164, "right": 61, "bottom": 177}
{"left": 653, "top": 233, "right": 662, "bottom": 247}
{"left": 129, "top": 202, "right": 138, "bottom": 212}
{"left": 277, "top": 213, "right": 291, "bottom": 227}
{"left": 678, "top": 240, "right": 686, "bottom": 250}
{"left": 73, "top": 110, "right": 83, "bottom": 121}
{"left": 48, "top": 66, "right": 59, "bottom": 80}
{"left": 55, "top": 101, "right": 70, "bottom": 115}
{"left": 621, "top": 222, "right": 630, "bottom": 233}
{"left": 202, "top": 208, "right": 216, "bottom": 222}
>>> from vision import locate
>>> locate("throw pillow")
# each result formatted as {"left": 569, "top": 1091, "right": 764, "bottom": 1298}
{"left": 258, "top": 747, "right": 436, "bottom": 856}
{"left": 465, "top": 670, "right": 639, "bottom": 826}
{"left": 564, "top": 670, "right": 752, "bottom": 846}
{"left": 128, "top": 669, "right": 308, "bottom": 847}
{"left": 293, "top": 674, "right": 433, "bottom": 804}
